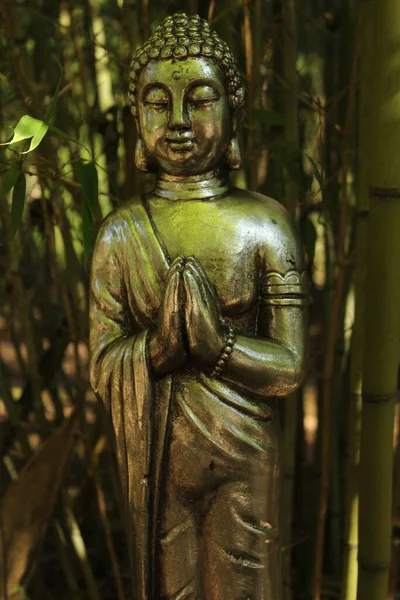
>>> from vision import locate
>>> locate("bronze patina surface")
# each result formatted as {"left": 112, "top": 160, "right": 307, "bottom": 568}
{"left": 89, "top": 12, "right": 307, "bottom": 600}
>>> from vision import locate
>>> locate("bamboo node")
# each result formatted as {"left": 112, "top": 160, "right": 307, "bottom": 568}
{"left": 346, "top": 542, "right": 359, "bottom": 551}
{"left": 370, "top": 187, "right": 400, "bottom": 199}
{"left": 363, "top": 391, "right": 397, "bottom": 404}
{"left": 358, "top": 558, "right": 391, "bottom": 573}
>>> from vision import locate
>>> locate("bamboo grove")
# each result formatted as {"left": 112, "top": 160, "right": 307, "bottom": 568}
{"left": 1, "top": 0, "right": 400, "bottom": 598}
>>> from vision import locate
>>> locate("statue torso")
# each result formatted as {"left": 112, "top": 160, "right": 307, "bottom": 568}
{"left": 145, "top": 187, "right": 288, "bottom": 332}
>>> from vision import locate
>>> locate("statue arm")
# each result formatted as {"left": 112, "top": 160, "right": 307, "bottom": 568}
{"left": 220, "top": 212, "right": 308, "bottom": 399}
{"left": 220, "top": 297, "right": 307, "bottom": 399}
{"left": 89, "top": 216, "right": 146, "bottom": 403}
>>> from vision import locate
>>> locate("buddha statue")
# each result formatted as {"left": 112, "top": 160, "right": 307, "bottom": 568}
{"left": 89, "top": 12, "right": 307, "bottom": 600}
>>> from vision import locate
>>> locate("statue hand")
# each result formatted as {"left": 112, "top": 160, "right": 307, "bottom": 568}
{"left": 148, "top": 256, "right": 187, "bottom": 375}
{"left": 183, "top": 257, "right": 225, "bottom": 371}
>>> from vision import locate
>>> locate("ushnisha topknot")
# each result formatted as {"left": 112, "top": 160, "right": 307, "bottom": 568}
{"left": 128, "top": 12, "right": 245, "bottom": 118}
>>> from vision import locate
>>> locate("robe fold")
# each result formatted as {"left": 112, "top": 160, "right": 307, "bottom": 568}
{"left": 89, "top": 198, "right": 172, "bottom": 600}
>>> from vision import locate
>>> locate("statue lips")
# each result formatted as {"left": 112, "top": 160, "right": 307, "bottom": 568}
{"left": 165, "top": 133, "right": 195, "bottom": 153}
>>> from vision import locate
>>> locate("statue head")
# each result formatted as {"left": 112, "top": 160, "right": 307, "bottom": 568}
{"left": 128, "top": 13, "right": 245, "bottom": 176}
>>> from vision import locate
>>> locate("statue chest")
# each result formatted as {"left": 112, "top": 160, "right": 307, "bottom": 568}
{"left": 146, "top": 197, "right": 260, "bottom": 316}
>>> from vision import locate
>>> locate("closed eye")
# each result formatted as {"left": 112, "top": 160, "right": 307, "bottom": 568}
{"left": 187, "top": 84, "right": 220, "bottom": 109}
{"left": 189, "top": 98, "right": 219, "bottom": 109}
{"left": 144, "top": 100, "right": 169, "bottom": 111}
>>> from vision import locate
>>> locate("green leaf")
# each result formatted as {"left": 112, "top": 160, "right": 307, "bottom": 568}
{"left": 304, "top": 218, "right": 318, "bottom": 267}
{"left": 75, "top": 160, "right": 98, "bottom": 222}
{"left": 21, "top": 121, "right": 48, "bottom": 154}
{"left": 0, "top": 167, "right": 20, "bottom": 200}
{"left": 252, "top": 109, "right": 287, "bottom": 126}
{"left": 1, "top": 116, "right": 47, "bottom": 147}
{"left": 11, "top": 173, "right": 26, "bottom": 236}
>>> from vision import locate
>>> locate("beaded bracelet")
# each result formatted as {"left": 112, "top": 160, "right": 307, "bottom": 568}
{"left": 211, "top": 322, "right": 236, "bottom": 378}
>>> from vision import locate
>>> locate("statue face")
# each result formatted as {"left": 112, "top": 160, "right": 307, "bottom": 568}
{"left": 137, "top": 57, "right": 232, "bottom": 176}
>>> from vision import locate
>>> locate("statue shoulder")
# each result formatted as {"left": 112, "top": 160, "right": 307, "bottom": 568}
{"left": 233, "top": 188, "right": 304, "bottom": 273}
{"left": 95, "top": 196, "right": 143, "bottom": 245}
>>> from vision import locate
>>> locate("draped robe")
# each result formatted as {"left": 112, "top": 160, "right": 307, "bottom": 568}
{"left": 90, "top": 198, "right": 173, "bottom": 600}
{"left": 89, "top": 194, "right": 306, "bottom": 600}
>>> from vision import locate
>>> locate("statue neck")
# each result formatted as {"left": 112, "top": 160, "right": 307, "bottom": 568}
{"left": 154, "top": 170, "right": 230, "bottom": 200}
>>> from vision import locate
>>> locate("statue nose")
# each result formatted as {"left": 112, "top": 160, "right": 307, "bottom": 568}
{"left": 168, "top": 100, "right": 191, "bottom": 130}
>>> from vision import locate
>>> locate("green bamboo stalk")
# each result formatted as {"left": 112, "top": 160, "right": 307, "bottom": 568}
{"left": 328, "top": 372, "right": 341, "bottom": 575}
{"left": 282, "top": 0, "right": 299, "bottom": 218}
{"left": 281, "top": 2, "right": 300, "bottom": 598}
{"left": 388, "top": 418, "right": 400, "bottom": 596}
{"left": 62, "top": 494, "right": 101, "bottom": 600}
{"left": 67, "top": 0, "right": 95, "bottom": 158}
{"left": 341, "top": 3, "right": 375, "bottom": 599}
{"left": 243, "top": 0, "right": 255, "bottom": 189}
{"left": 357, "top": 1, "right": 400, "bottom": 598}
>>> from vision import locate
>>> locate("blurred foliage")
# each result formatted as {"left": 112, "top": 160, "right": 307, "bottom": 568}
{"left": 0, "top": 0, "right": 398, "bottom": 599}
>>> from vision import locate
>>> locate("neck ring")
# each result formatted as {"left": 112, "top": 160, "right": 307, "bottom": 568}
{"left": 154, "top": 171, "right": 230, "bottom": 200}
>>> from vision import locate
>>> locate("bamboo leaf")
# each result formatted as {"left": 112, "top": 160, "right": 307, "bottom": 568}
{"left": 21, "top": 121, "right": 48, "bottom": 154}
{"left": 0, "top": 412, "right": 78, "bottom": 599}
{"left": 11, "top": 174, "right": 26, "bottom": 236}
{"left": 252, "top": 108, "right": 287, "bottom": 126}
{"left": 0, "top": 167, "right": 20, "bottom": 200}
{"left": 1, "top": 116, "right": 47, "bottom": 148}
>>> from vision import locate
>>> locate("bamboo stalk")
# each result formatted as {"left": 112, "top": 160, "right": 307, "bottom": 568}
{"left": 139, "top": 0, "right": 150, "bottom": 42}
{"left": 281, "top": 2, "right": 300, "bottom": 597}
{"left": 312, "top": 14, "right": 363, "bottom": 599}
{"left": 329, "top": 373, "right": 341, "bottom": 574}
{"left": 242, "top": 0, "right": 255, "bottom": 189}
{"left": 340, "top": 3, "right": 375, "bottom": 599}
{"left": 282, "top": 0, "right": 299, "bottom": 217}
{"left": 52, "top": 522, "right": 81, "bottom": 595}
{"left": 62, "top": 494, "right": 101, "bottom": 600}
{"left": 357, "top": 1, "right": 400, "bottom": 598}
{"left": 0, "top": 190, "right": 44, "bottom": 427}
{"left": 388, "top": 410, "right": 400, "bottom": 598}
{"left": 9, "top": 321, "right": 27, "bottom": 379}
{"left": 67, "top": 0, "right": 95, "bottom": 157}
{"left": 0, "top": 359, "right": 32, "bottom": 458}
{"left": 0, "top": 1, "right": 31, "bottom": 111}
{"left": 92, "top": 470, "right": 127, "bottom": 600}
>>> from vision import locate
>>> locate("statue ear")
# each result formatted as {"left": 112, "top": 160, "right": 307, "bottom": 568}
{"left": 135, "top": 137, "right": 152, "bottom": 172}
{"left": 225, "top": 134, "right": 241, "bottom": 170}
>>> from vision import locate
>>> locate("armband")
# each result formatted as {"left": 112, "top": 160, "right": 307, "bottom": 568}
{"left": 261, "top": 269, "right": 308, "bottom": 306}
